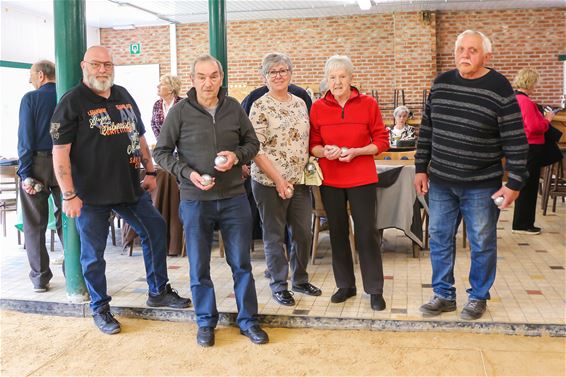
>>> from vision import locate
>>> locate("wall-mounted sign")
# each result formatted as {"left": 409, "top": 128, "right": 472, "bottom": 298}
{"left": 129, "top": 43, "right": 141, "bottom": 55}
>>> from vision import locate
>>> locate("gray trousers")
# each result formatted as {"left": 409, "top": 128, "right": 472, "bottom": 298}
{"left": 19, "top": 154, "right": 63, "bottom": 287}
{"left": 252, "top": 181, "right": 312, "bottom": 293}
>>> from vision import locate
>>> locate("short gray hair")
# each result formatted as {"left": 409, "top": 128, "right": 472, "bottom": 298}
{"left": 160, "top": 74, "right": 182, "bottom": 96}
{"left": 324, "top": 55, "right": 354, "bottom": 78}
{"left": 393, "top": 105, "right": 410, "bottom": 118}
{"left": 261, "top": 53, "right": 292, "bottom": 77}
{"left": 455, "top": 30, "right": 492, "bottom": 54}
{"left": 191, "top": 54, "right": 224, "bottom": 78}
{"left": 33, "top": 60, "right": 56, "bottom": 80}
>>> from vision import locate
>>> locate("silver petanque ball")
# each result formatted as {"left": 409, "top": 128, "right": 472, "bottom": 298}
{"left": 23, "top": 177, "right": 34, "bottom": 186}
{"left": 493, "top": 196, "right": 504, "bottom": 206}
{"left": 285, "top": 187, "right": 294, "bottom": 199}
{"left": 34, "top": 183, "right": 44, "bottom": 192}
{"left": 201, "top": 174, "right": 213, "bottom": 186}
{"left": 306, "top": 163, "right": 316, "bottom": 173}
{"left": 214, "top": 156, "right": 228, "bottom": 166}
{"left": 341, "top": 147, "right": 349, "bottom": 155}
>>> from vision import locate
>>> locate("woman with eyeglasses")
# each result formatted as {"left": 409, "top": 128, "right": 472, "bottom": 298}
{"left": 249, "top": 52, "right": 322, "bottom": 307}
{"left": 309, "top": 55, "right": 389, "bottom": 311}
{"left": 151, "top": 75, "right": 182, "bottom": 138}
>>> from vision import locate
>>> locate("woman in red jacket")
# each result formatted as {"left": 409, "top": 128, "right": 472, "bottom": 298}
{"left": 309, "top": 55, "right": 389, "bottom": 310}
{"left": 512, "top": 68, "right": 555, "bottom": 235}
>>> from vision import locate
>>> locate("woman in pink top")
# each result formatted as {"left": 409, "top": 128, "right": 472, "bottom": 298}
{"left": 512, "top": 68, "right": 555, "bottom": 235}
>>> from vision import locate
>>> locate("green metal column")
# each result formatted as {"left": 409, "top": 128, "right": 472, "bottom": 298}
{"left": 53, "top": 0, "right": 89, "bottom": 303}
{"left": 208, "top": 0, "right": 228, "bottom": 88}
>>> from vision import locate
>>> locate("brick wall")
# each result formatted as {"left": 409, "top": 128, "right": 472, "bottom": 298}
{"left": 101, "top": 7, "right": 565, "bottom": 114}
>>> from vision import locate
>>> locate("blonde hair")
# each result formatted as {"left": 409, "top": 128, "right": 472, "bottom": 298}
{"left": 513, "top": 68, "right": 539, "bottom": 91}
{"left": 160, "top": 74, "right": 182, "bottom": 96}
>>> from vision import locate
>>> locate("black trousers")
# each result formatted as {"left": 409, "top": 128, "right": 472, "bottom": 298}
{"left": 320, "top": 183, "right": 384, "bottom": 294}
{"left": 513, "top": 144, "right": 544, "bottom": 230}
{"left": 20, "top": 154, "right": 63, "bottom": 286}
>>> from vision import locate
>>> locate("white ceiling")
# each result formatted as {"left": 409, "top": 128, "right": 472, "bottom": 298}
{"left": 2, "top": 0, "right": 564, "bottom": 28}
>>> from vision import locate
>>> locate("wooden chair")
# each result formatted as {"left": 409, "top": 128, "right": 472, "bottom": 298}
{"left": 311, "top": 186, "right": 357, "bottom": 265}
{"left": 375, "top": 150, "right": 416, "bottom": 160}
{"left": 0, "top": 165, "right": 19, "bottom": 237}
{"left": 541, "top": 159, "right": 566, "bottom": 215}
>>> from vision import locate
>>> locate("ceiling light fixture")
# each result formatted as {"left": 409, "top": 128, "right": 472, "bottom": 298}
{"left": 112, "top": 24, "right": 136, "bottom": 30}
{"left": 357, "top": 0, "right": 372, "bottom": 11}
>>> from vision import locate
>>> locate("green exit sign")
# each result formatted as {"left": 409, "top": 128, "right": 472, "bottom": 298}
{"left": 129, "top": 43, "right": 141, "bottom": 55}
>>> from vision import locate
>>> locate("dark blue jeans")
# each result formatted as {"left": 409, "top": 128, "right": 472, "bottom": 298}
{"left": 428, "top": 181, "right": 499, "bottom": 301}
{"left": 179, "top": 194, "right": 259, "bottom": 330}
{"left": 76, "top": 192, "right": 169, "bottom": 313}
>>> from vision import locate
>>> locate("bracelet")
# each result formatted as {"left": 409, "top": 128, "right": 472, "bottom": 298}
{"left": 145, "top": 171, "right": 157, "bottom": 176}
{"left": 63, "top": 194, "right": 78, "bottom": 201}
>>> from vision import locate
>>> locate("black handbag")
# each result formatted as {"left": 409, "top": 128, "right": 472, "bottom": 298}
{"left": 541, "top": 124, "right": 563, "bottom": 167}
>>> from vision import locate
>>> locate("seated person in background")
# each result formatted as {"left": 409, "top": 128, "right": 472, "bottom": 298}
{"left": 389, "top": 105, "right": 416, "bottom": 147}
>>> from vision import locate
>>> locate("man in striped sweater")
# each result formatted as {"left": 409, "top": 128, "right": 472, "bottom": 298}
{"left": 414, "top": 30, "right": 528, "bottom": 320}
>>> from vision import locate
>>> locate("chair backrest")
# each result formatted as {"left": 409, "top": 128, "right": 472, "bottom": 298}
{"left": 311, "top": 186, "right": 326, "bottom": 216}
{"left": 0, "top": 165, "right": 19, "bottom": 202}
{"left": 375, "top": 150, "right": 416, "bottom": 160}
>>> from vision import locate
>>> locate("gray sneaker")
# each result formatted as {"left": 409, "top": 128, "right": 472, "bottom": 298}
{"left": 419, "top": 296, "right": 457, "bottom": 316}
{"left": 460, "top": 299, "right": 487, "bottom": 320}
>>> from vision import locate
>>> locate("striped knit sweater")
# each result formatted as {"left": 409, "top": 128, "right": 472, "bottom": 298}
{"left": 415, "top": 68, "right": 528, "bottom": 191}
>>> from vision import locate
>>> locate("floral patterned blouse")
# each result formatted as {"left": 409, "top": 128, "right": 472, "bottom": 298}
{"left": 249, "top": 93, "right": 310, "bottom": 186}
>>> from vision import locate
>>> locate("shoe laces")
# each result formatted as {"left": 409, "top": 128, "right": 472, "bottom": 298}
{"left": 98, "top": 311, "right": 116, "bottom": 323}
{"left": 466, "top": 300, "right": 484, "bottom": 310}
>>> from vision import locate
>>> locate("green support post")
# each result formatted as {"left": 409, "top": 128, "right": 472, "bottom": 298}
{"left": 208, "top": 0, "right": 228, "bottom": 89}
{"left": 53, "top": 0, "right": 89, "bottom": 303}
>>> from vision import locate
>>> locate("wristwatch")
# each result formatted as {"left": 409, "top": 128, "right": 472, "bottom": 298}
{"left": 145, "top": 171, "right": 157, "bottom": 176}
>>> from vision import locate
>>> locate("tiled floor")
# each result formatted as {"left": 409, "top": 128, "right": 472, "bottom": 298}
{"left": 1, "top": 199, "right": 564, "bottom": 335}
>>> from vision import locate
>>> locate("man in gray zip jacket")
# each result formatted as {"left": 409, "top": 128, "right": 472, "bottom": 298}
{"left": 154, "top": 54, "right": 268, "bottom": 347}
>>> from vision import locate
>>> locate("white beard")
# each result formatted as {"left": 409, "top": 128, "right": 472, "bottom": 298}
{"left": 83, "top": 67, "right": 114, "bottom": 92}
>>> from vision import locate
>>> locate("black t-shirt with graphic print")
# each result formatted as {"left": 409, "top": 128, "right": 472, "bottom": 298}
{"left": 51, "top": 82, "right": 145, "bottom": 205}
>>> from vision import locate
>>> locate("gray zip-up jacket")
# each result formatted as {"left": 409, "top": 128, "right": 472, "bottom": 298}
{"left": 153, "top": 87, "right": 259, "bottom": 201}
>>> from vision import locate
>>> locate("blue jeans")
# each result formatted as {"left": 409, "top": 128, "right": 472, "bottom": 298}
{"left": 179, "top": 194, "right": 259, "bottom": 330}
{"left": 76, "top": 191, "right": 169, "bottom": 313}
{"left": 428, "top": 181, "right": 499, "bottom": 301}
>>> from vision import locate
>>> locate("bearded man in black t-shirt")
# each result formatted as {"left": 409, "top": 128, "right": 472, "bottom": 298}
{"left": 51, "top": 46, "right": 191, "bottom": 335}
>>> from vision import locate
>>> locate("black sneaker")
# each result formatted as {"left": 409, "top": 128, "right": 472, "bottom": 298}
{"left": 33, "top": 283, "right": 50, "bottom": 293}
{"left": 197, "top": 326, "right": 215, "bottom": 347}
{"left": 419, "top": 296, "right": 457, "bottom": 316}
{"left": 146, "top": 283, "right": 191, "bottom": 308}
{"left": 292, "top": 282, "right": 322, "bottom": 296}
{"left": 240, "top": 325, "right": 269, "bottom": 344}
{"left": 460, "top": 299, "right": 487, "bottom": 320}
{"left": 93, "top": 307, "right": 121, "bottom": 335}
{"left": 512, "top": 227, "right": 541, "bottom": 235}
{"left": 330, "top": 287, "right": 357, "bottom": 303}
{"left": 272, "top": 290, "right": 295, "bottom": 306}
{"left": 370, "top": 294, "right": 386, "bottom": 311}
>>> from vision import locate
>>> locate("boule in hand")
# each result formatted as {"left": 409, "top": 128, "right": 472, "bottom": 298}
{"left": 285, "top": 186, "right": 294, "bottom": 199}
{"left": 201, "top": 174, "right": 213, "bottom": 186}
{"left": 340, "top": 147, "right": 349, "bottom": 156}
{"left": 493, "top": 196, "right": 504, "bottom": 207}
{"left": 214, "top": 155, "right": 228, "bottom": 167}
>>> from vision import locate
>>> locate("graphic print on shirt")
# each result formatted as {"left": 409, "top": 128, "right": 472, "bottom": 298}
{"left": 87, "top": 103, "right": 141, "bottom": 168}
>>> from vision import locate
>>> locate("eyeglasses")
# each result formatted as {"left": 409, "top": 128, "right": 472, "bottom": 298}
{"left": 85, "top": 61, "right": 114, "bottom": 70}
{"left": 267, "top": 69, "right": 290, "bottom": 78}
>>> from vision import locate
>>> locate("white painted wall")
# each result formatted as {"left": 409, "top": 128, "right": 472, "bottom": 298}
{"left": 0, "top": 4, "right": 100, "bottom": 158}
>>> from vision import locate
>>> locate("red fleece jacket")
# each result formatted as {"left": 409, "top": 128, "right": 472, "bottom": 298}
{"left": 309, "top": 88, "right": 389, "bottom": 188}
{"left": 516, "top": 92, "right": 549, "bottom": 145}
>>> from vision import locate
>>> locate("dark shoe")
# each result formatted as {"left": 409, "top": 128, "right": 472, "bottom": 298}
{"left": 330, "top": 287, "right": 356, "bottom": 303}
{"left": 512, "top": 227, "right": 541, "bottom": 235}
{"left": 93, "top": 307, "right": 121, "bottom": 335}
{"left": 272, "top": 290, "right": 295, "bottom": 306}
{"left": 33, "top": 283, "right": 50, "bottom": 293}
{"left": 292, "top": 282, "right": 322, "bottom": 296}
{"left": 460, "top": 299, "right": 487, "bottom": 320}
{"left": 146, "top": 283, "right": 191, "bottom": 308}
{"left": 370, "top": 294, "right": 386, "bottom": 311}
{"left": 419, "top": 296, "right": 457, "bottom": 316}
{"left": 240, "top": 325, "right": 269, "bottom": 344}
{"left": 196, "top": 326, "right": 215, "bottom": 347}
